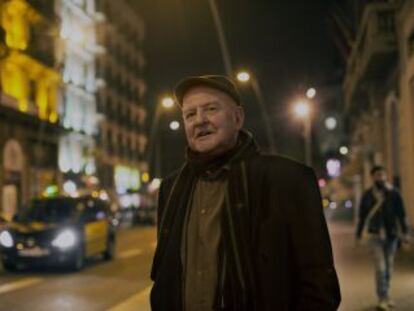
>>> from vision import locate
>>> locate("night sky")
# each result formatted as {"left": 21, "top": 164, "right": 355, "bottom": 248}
{"left": 133, "top": 0, "right": 344, "bottom": 175}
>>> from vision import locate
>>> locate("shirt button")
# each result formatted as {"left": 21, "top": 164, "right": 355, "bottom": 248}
{"left": 201, "top": 209, "right": 206, "bottom": 215}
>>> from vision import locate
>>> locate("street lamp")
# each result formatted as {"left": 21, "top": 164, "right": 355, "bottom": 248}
{"left": 325, "top": 117, "right": 337, "bottom": 131}
{"left": 294, "top": 101, "right": 310, "bottom": 118}
{"left": 340, "top": 146, "right": 349, "bottom": 155}
{"left": 237, "top": 71, "right": 250, "bottom": 82}
{"left": 293, "top": 100, "right": 312, "bottom": 166}
{"left": 169, "top": 120, "right": 180, "bottom": 131}
{"left": 306, "top": 87, "right": 316, "bottom": 99}
{"left": 207, "top": 0, "right": 233, "bottom": 75}
{"left": 147, "top": 95, "right": 176, "bottom": 178}
{"left": 162, "top": 96, "right": 174, "bottom": 109}
{"left": 236, "top": 70, "right": 276, "bottom": 153}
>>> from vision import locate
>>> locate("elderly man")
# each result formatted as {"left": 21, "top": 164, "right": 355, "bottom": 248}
{"left": 150, "top": 75, "right": 340, "bottom": 311}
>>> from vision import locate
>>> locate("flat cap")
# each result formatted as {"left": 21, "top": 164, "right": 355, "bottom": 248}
{"left": 174, "top": 75, "right": 241, "bottom": 106}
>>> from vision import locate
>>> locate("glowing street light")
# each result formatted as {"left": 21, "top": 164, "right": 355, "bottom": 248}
{"left": 235, "top": 69, "right": 276, "bottom": 153}
{"left": 236, "top": 71, "right": 250, "bottom": 83}
{"left": 161, "top": 96, "right": 174, "bottom": 109}
{"left": 340, "top": 146, "right": 349, "bottom": 155}
{"left": 325, "top": 117, "right": 337, "bottom": 130}
{"left": 306, "top": 87, "right": 316, "bottom": 99}
{"left": 294, "top": 101, "right": 310, "bottom": 118}
{"left": 293, "top": 100, "right": 312, "bottom": 166}
{"left": 148, "top": 95, "right": 177, "bottom": 178}
{"left": 169, "top": 120, "right": 180, "bottom": 131}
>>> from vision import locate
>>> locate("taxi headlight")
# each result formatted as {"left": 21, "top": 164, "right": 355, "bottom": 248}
{"left": 0, "top": 231, "right": 14, "bottom": 248}
{"left": 52, "top": 229, "right": 77, "bottom": 249}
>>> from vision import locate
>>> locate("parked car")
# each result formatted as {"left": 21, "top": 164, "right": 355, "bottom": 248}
{"left": 0, "top": 195, "right": 116, "bottom": 271}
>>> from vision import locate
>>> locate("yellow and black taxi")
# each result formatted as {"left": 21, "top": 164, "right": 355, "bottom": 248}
{"left": 0, "top": 195, "right": 116, "bottom": 271}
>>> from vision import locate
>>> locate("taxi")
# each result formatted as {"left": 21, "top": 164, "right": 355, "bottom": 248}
{"left": 0, "top": 195, "right": 116, "bottom": 271}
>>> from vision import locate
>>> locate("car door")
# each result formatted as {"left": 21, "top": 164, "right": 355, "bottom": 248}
{"left": 83, "top": 199, "right": 108, "bottom": 256}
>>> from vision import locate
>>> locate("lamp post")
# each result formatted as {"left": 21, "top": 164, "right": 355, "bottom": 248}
{"left": 294, "top": 100, "right": 312, "bottom": 167}
{"left": 207, "top": 0, "right": 233, "bottom": 75}
{"left": 147, "top": 96, "right": 175, "bottom": 178}
{"left": 236, "top": 70, "right": 276, "bottom": 153}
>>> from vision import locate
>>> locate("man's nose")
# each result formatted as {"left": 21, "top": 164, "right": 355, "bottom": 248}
{"left": 194, "top": 110, "right": 207, "bottom": 125}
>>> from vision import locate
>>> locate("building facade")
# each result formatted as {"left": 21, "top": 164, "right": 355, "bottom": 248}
{"left": 396, "top": 0, "right": 414, "bottom": 225}
{"left": 343, "top": 0, "right": 414, "bottom": 225}
{"left": 55, "top": 0, "right": 101, "bottom": 195}
{"left": 0, "top": 0, "right": 61, "bottom": 220}
{"left": 94, "top": 0, "right": 147, "bottom": 205}
{"left": 0, "top": 0, "right": 149, "bottom": 218}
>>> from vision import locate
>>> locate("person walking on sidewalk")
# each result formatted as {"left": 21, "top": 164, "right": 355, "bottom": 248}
{"left": 150, "top": 75, "right": 341, "bottom": 311}
{"left": 356, "top": 165, "right": 410, "bottom": 310}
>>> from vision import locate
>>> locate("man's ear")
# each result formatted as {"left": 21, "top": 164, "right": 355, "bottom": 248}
{"left": 235, "top": 106, "right": 245, "bottom": 130}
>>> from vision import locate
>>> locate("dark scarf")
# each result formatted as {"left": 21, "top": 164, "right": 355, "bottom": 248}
{"left": 150, "top": 130, "right": 259, "bottom": 311}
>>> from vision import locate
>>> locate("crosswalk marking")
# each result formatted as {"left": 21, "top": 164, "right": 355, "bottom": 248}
{"left": 0, "top": 277, "right": 43, "bottom": 295}
{"left": 107, "top": 285, "right": 151, "bottom": 311}
{"left": 117, "top": 248, "right": 143, "bottom": 259}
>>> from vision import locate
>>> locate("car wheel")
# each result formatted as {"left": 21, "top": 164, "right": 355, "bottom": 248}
{"left": 69, "top": 245, "right": 84, "bottom": 271}
{"left": 3, "top": 260, "right": 17, "bottom": 272}
{"left": 103, "top": 236, "right": 115, "bottom": 261}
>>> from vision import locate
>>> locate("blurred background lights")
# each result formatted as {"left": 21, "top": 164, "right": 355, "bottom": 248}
{"left": 148, "top": 178, "right": 162, "bottom": 193}
{"left": 142, "top": 172, "right": 150, "bottom": 183}
{"left": 237, "top": 71, "right": 250, "bottom": 82}
{"left": 170, "top": 121, "right": 180, "bottom": 131}
{"left": 306, "top": 87, "right": 316, "bottom": 99}
{"left": 325, "top": 117, "right": 337, "bottom": 130}
{"left": 340, "top": 146, "right": 349, "bottom": 155}
{"left": 63, "top": 180, "right": 77, "bottom": 195}
{"left": 345, "top": 200, "right": 353, "bottom": 209}
{"left": 294, "top": 101, "right": 310, "bottom": 118}
{"left": 326, "top": 158, "right": 341, "bottom": 177}
{"left": 318, "top": 178, "right": 327, "bottom": 188}
{"left": 162, "top": 96, "right": 174, "bottom": 109}
{"left": 329, "top": 202, "right": 337, "bottom": 209}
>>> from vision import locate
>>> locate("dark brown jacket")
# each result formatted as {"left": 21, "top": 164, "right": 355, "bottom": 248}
{"left": 151, "top": 154, "right": 341, "bottom": 311}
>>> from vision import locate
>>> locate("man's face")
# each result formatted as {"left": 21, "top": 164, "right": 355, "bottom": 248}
{"left": 181, "top": 86, "right": 244, "bottom": 157}
{"left": 372, "top": 170, "right": 387, "bottom": 183}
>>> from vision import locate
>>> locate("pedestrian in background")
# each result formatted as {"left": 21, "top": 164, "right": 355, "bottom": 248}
{"left": 150, "top": 75, "right": 341, "bottom": 310}
{"left": 356, "top": 165, "right": 410, "bottom": 311}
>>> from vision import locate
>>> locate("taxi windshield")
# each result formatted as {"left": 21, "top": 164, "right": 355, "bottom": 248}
{"left": 20, "top": 199, "right": 79, "bottom": 223}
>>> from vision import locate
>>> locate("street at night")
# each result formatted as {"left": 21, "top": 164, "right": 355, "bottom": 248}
{"left": 3, "top": 0, "right": 414, "bottom": 310}
{"left": 2, "top": 220, "right": 414, "bottom": 311}
{"left": 0, "top": 226, "right": 155, "bottom": 311}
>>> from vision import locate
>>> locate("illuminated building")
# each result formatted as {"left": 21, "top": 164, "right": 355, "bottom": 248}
{"left": 0, "top": 0, "right": 61, "bottom": 220}
{"left": 94, "top": 0, "right": 147, "bottom": 201}
{"left": 55, "top": 0, "right": 102, "bottom": 190}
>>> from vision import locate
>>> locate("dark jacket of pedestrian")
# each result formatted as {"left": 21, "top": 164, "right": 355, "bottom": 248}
{"left": 356, "top": 185, "right": 408, "bottom": 240}
{"left": 150, "top": 131, "right": 341, "bottom": 311}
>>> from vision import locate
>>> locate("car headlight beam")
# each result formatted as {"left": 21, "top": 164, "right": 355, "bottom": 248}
{"left": 52, "top": 229, "right": 77, "bottom": 249}
{"left": 0, "top": 231, "right": 14, "bottom": 248}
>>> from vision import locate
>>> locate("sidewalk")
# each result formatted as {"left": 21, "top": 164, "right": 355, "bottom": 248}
{"left": 329, "top": 221, "right": 414, "bottom": 311}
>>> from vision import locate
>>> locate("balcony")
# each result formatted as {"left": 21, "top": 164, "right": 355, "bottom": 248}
{"left": 343, "top": 2, "right": 397, "bottom": 110}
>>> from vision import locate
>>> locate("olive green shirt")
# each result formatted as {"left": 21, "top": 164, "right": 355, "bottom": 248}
{"left": 182, "top": 171, "right": 227, "bottom": 311}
